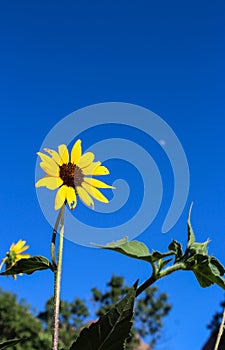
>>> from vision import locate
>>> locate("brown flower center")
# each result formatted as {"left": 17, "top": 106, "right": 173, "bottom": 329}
{"left": 59, "top": 163, "right": 84, "bottom": 188}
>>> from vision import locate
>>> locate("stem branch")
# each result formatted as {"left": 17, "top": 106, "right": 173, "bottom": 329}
{"left": 158, "top": 262, "right": 186, "bottom": 279}
{"left": 136, "top": 262, "right": 186, "bottom": 297}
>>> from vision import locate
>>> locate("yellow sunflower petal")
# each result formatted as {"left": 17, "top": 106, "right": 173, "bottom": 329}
{"left": 82, "top": 161, "right": 101, "bottom": 175}
{"left": 55, "top": 185, "right": 67, "bottom": 210}
{"left": 37, "top": 152, "right": 59, "bottom": 171}
{"left": 40, "top": 162, "right": 59, "bottom": 177}
{"left": 12, "top": 240, "right": 26, "bottom": 253}
{"left": 66, "top": 187, "right": 77, "bottom": 210}
{"left": 14, "top": 244, "right": 29, "bottom": 254}
{"left": 44, "top": 148, "right": 63, "bottom": 165}
{"left": 9, "top": 242, "right": 15, "bottom": 251}
{"left": 35, "top": 176, "right": 63, "bottom": 190}
{"left": 77, "top": 152, "right": 95, "bottom": 169}
{"left": 71, "top": 139, "right": 82, "bottom": 164}
{"left": 76, "top": 186, "right": 94, "bottom": 209}
{"left": 84, "top": 178, "right": 115, "bottom": 189}
{"left": 82, "top": 182, "right": 109, "bottom": 203}
{"left": 58, "top": 144, "right": 69, "bottom": 164}
{"left": 15, "top": 253, "right": 30, "bottom": 261}
{"left": 93, "top": 165, "right": 110, "bottom": 175}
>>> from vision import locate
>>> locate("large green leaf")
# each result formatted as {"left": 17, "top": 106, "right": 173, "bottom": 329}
{"left": 188, "top": 254, "right": 225, "bottom": 289}
{"left": 0, "top": 256, "right": 53, "bottom": 276}
{"left": 0, "top": 338, "right": 27, "bottom": 349}
{"left": 96, "top": 237, "right": 176, "bottom": 266}
{"left": 210, "top": 256, "right": 225, "bottom": 276}
{"left": 95, "top": 237, "right": 153, "bottom": 263}
{"left": 69, "top": 283, "right": 137, "bottom": 350}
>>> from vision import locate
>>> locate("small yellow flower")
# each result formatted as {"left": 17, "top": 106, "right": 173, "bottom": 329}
{"left": 36, "top": 139, "right": 114, "bottom": 210}
{"left": 4, "top": 240, "right": 30, "bottom": 279}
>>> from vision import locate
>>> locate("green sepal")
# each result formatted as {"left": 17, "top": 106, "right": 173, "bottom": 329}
{"left": 0, "top": 256, "right": 53, "bottom": 276}
{"left": 69, "top": 282, "right": 137, "bottom": 350}
{"left": 0, "top": 338, "right": 28, "bottom": 349}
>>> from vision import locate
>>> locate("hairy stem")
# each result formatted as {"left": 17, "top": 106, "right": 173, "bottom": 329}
{"left": 158, "top": 262, "right": 187, "bottom": 279}
{"left": 136, "top": 262, "right": 186, "bottom": 297}
{"left": 51, "top": 210, "right": 62, "bottom": 270}
{"left": 52, "top": 205, "right": 65, "bottom": 350}
{"left": 136, "top": 273, "right": 157, "bottom": 297}
{"left": 214, "top": 306, "right": 225, "bottom": 350}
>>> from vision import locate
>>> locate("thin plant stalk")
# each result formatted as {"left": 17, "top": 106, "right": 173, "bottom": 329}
{"left": 52, "top": 204, "right": 65, "bottom": 350}
{"left": 51, "top": 209, "right": 62, "bottom": 269}
{"left": 214, "top": 307, "right": 225, "bottom": 350}
{"left": 0, "top": 258, "right": 6, "bottom": 271}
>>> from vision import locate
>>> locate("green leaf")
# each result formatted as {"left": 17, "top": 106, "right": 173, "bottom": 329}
{"left": 188, "top": 240, "right": 209, "bottom": 255}
{"left": 69, "top": 283, "right": 137, "bottom": 350}
{"left": 0, "top": 338, "right": 27, "bottom": 349}
{"left": 187, "top": 203, "right": 195, "bottom": 248}
{"left": 184, "top": 207, "right": 225, "bottom": 290}
{"left": 168, "top": 240, "right": 183, "bottom": 261}
{"left": 95, "top": 237, "right": 153, "bottom": 263}
{"left": 210, "top": 256, "right": 225, "bottom": 276}
{"left": 186, "top": 204, "right": 209, "bottom": 256}
{"left": 0, "top": 256, "right": 53, "bottom": 276}
{"left": 95, "top": 237, "right": 176, "bottom": 267}
{"left": 188, "top": 254, "right": 225, "bottom": 289}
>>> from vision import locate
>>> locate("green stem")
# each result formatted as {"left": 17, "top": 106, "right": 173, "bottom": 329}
{"left": 158, "top": 262, "right": 187, "bottom": 279}
{"left": 160, "top": 251, "right": 176, "bottom": 258}
{"left": 52, "top": 205, "right": 65, "bottom": 350}
{"left": 136, "top": 262, "right": 186, "bottom": 297}
{"left": 136, "top": 273, "right": 157, "bottom": 297}
{"left": 214, "top": 306, "right": 225, "bottom": 350}
{"left": 0, "top": 258, "right": 6, "bottom": 272}
{"left": 51, "top": 210, "right": 62, "bottom": 270}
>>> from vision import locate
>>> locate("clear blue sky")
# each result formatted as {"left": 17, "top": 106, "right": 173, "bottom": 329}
{"left": 0, "top": 1, "right": 225, "bottom": 349}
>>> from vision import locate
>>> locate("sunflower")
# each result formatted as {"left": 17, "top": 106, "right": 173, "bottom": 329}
{"left": 36, "top": 139, "right": 114, "bottom": 210}
{"left": 4, "top": 240, "right": 30, "bottom": 279}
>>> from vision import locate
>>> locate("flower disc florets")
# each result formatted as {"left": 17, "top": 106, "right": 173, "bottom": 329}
{"left": 59, "top": 163, "right": 84, "bottom": 188}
